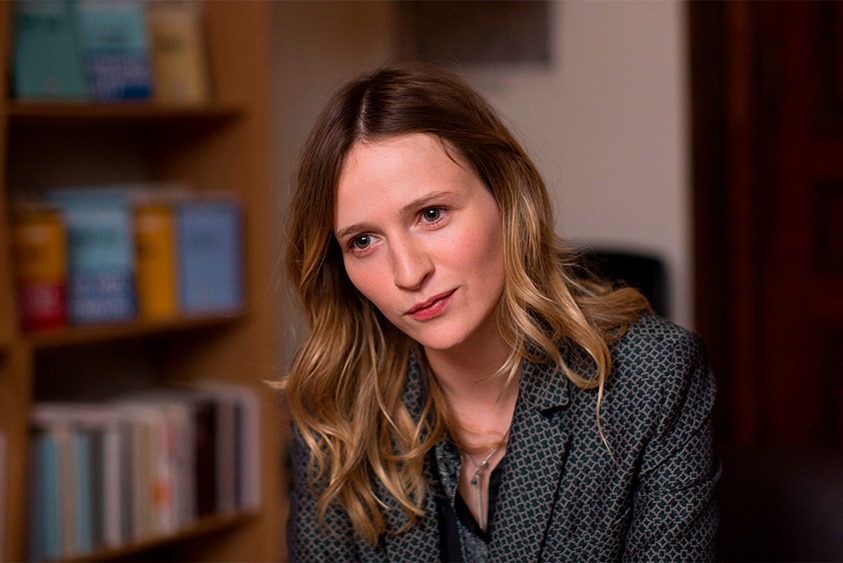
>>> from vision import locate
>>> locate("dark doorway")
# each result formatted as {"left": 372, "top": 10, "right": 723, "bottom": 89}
{"left": 691, "top": 0, "right": 843, "bottom": 449}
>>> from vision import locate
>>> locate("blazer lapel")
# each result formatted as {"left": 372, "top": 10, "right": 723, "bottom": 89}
{"left": 382, "top": 348, "right": 440, "bottom": 562}
{"left": 381, "top": 491, "right": 440, "bottom": 562}
{"left": 489, "top": 358, "right": 572, "bottom": 562}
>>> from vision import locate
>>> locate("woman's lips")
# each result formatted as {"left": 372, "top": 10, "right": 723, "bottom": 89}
{"left": 406, "top": 290, "right": 456, "bottom": 321}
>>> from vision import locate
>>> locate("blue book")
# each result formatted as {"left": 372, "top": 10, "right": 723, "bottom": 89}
{"left": 45, "top": 187, "right": 136, "bottom": 325}
{"left": 30, "top": 432, "right": 61, "bottom": 560}
{"left": 177, "top": 197, "right": 244, "bottom": 314}
{"left": 75, "top": 0, "right": 153, "bottom": 101}
{"left": 12, "top": 0, "right": 89, "bottom": 100}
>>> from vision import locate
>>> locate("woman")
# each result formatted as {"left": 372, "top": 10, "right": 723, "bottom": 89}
{"left": 282, "top": 63, "right": 719, "bottom": 562}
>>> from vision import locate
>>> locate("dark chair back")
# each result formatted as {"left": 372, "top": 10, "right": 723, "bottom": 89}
{"left": 579, "top": 248, "right": 669, "bottom": 317}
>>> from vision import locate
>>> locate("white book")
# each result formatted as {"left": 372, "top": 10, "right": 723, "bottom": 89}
{"left": 113, "top": 402, "right": 159, "bottom": 542}
{"left": 118, "top": 388, "right": 202, "bottom": 528}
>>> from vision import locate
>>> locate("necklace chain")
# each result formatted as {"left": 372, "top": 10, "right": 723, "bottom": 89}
{"left": 462, "top": 429, "right": 510, "bottom": 532}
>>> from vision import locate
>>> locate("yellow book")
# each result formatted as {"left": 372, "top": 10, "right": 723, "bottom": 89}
{"left": 148, "top": 2, "right": 211, "bottom": 105}
{"left": 135, "top": 202, "right": 178, "bottom": 319}
{"left": 11, "top": 204, "right": 68, "bottom": 331}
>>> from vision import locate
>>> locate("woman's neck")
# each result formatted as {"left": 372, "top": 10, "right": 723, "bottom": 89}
{"left": 424, "top": 334, "right": 518, "bottom": 451}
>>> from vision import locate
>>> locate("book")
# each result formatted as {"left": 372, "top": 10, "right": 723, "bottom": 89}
{"left": 119, "top": 404, "right": 152, "bottom": 541}
{"left": 45, "top": 187, "right": 137, "bottom": 325}
{"left": 87, "top": 428, "right": 105, "bottom": 551}
{"left": 135, "top": 198, "right": 179, "bottom": 319}
{"left": 71, "top": 431, "right": 94, "bottom": 555}
{"left": 75, "top": 0, "right": 153, "bottom": 101}
{"left": 176, "top": 195, "right": 244, "bottom": 315}
{"left": 31, "top": 402, "right": 130, "bottom": 549}
{"left": 56, "top": 428, "right": 75, "bottom": 558}
{"left": 116, "top": 387, "right": 200, "bottom": 528}
{"left": 11, "top": 0, "right": 89, "bottom": 100}
{"left": 10, "top": 204, "right": 68, "bottom": 331}
{"left": 27, "top": 433, "right": 46, "bottom": 561}
{"left": 26, "top": 384, "right": 258, "bottom": 557}
{"left": 147, "top": 1, "right": 211, "bottom": 104}
{"left": 29, "top": 431, "right": 62, "bottom": 561}
{"left": 112, "top": 398, "right": 179, "bottom": 538}
{"left": 192, "top": 381, "right": 261, "bottom": 510}
{"left": 192, "top": 395, "right": 217, "bottom": 517}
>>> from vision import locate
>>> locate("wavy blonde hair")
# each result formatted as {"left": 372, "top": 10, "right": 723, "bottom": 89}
{"left": 282, "top": 63, "right": 650, "bottom": 545}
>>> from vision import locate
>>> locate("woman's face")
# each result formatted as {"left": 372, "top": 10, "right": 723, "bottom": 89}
{"left": 334, "top": 133, "right": 506, "bottom": 357}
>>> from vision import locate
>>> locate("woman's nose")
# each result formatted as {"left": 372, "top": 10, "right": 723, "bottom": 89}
{"left": 392, "top": 238, "right": 433, "bottom": 291}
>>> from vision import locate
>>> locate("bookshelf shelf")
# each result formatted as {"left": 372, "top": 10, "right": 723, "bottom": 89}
{"left": 0, "top": 2, "right": 283, "bottom": 562}
{"left": 25, "top": 313, "right": 247, "bottom": 350}
{"left": 63, "top": 510, "right": 258, "bottom": 563}
{"left": 7, "top": 101, "right": 245, "bottom": 126}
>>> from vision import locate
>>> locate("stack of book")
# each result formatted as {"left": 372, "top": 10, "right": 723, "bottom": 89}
{"left": 11, "top": 185, "right": 244, "bottom": 330}
{"left": 12, "top": 0, "right": 210, "bottom": 104}
{"left": 27, "top": 382, "right": 260, "bottom": 561}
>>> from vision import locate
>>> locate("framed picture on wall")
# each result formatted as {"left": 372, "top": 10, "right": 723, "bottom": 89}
{"left": 396, "top": 0, "right": 553, "bottom": 68}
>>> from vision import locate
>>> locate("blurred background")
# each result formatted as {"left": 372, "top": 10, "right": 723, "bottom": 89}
{"left": 1, "top": 1, "right": 841, "bottom": 561}
{"left": 272, "top": 2, "right": 843, "bottom": 560}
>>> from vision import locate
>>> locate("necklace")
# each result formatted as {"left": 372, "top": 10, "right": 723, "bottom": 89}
{"left": 462, "top": 429, "right": 510, "bottom": 532}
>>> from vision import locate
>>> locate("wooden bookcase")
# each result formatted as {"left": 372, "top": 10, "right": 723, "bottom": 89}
{"left": 0, "top": 2, "right": 284, "bottom": 561}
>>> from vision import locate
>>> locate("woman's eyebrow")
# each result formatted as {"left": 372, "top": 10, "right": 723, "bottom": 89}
{"left": 335, "top": 221, "right": 373, "bottom": 241}
{"left": 398, "top": 191, "right": 451, "bottom": 216}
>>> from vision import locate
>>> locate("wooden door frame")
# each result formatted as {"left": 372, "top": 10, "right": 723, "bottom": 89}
{"left": 689, "top": 1, "right": 767, "bottom": 445}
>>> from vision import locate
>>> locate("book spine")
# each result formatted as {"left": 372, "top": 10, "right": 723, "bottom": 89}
{"left": 39, "top": 432, "right": 61, "bottom": 560}
{"left": 28, "top": 434, "right": 46, "bottom": 562}
{"left": 177, "top": 197, "right": 244, "bottom": 315}
{"left": 148, "top": 2, "right": 210, "bottom": 104}
{"left": 103, "top": 423, "right": 124, "bottom": 547}
{"left": 88, "top": 429, "right": 105, "bottom": 552}
{"left": 56, "top": 428, "right": 74, "bottom": 557}
{"left": 193, "top": 399, "right": 217, "bottom": 517}
{"left": 135, "top": 202, "right": 179, "bottom": 319}
{"left": 11, "top": 0, "right": 89, "bottom": 100}
{"left": 72, "top": 431, "right": 94, "bottom": 555}
{"left": 119, "top": 420, "right": 134, "bottom": 543}
{"left": 10, "top": 206, "right": 68, "bottom": 331}
{"left": 26, "top": 385, "right": 260, "bottom": 557}
{"left": 75, "top": 0, "right": 153, "bottom": 101}
{"left": 47, "top": 190, "right": 137, "bottom": 325}
{"left": 213, "top": 396, "right": 236, "bottom": 514}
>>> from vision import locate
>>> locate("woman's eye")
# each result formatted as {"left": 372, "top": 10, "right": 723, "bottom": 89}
{"left": 351, "top": 235, "right": 371, "bottom": 250}
{"left": 421, "top": 208, "right": 442, "bottom": 223}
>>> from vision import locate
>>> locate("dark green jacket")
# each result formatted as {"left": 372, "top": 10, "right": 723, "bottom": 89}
{"left": 289, "top": 314, "right": 720, "bottom": 561}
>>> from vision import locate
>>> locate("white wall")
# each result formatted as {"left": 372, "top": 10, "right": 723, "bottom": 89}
{"left": 269, "top": 1, "right": 395, "bottom": 361}
{"left": 271, "top": 0, "right": 692, "bottom": 330}
{"left": 463, "top": 1, "right": 691, "bottom": 327}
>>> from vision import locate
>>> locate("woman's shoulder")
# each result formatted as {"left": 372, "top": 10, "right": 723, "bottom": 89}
{"left": 606, "top": 313, "right": 714, "bottom": 411}
{"left": 613, "top": 313, "right": 706, "bottom": 363}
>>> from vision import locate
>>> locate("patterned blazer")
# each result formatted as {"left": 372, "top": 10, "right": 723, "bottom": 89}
{"left": 288, "top": 314, "right": 720, "bottom": 562}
